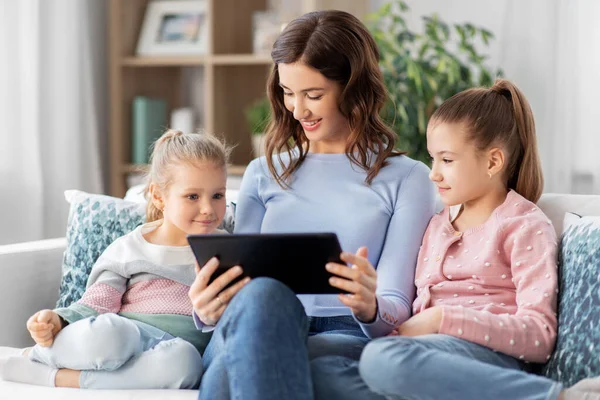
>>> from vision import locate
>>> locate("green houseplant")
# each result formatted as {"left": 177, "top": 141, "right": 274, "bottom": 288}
{"left": 245, "top": 96, "right": 271, "bottom": 157}
{"left": 367, "top": 0, "right": 502, "bottom": 164}
{"left": 245, "top": 96, "right": 271, "bottom": 135}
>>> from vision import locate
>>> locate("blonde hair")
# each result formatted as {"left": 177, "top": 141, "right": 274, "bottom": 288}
{"left": 430, "top": 79, "right": 543, "bottom": 203}
{"left": 144, "top": 129, "right": 231, "bottom": 222}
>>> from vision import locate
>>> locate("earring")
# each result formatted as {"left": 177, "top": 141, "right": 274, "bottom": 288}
{"left": 488, "top": 171, "right": 493, "bottom": 179}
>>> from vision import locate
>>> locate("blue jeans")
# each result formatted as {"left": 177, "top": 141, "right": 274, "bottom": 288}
{"left": 198, "top": 278, "right": 369, "bottom": 400}
{"left": 311, "top": 334, "right": 564, "bottom": 400}
{"left": 29, "top": 313, "right": 202, "bottom": 389}
{"left": 307, "top": 315, "right": 369, "bottom": 360}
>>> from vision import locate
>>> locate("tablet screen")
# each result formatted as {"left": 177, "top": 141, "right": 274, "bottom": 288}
{"left": 187, "top": 233, "right": 346, "bottom": 294}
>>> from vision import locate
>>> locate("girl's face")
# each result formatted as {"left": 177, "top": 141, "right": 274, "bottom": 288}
{"left": 158, "top": 162, "right": 227, "bottom": 237}
{"left": 278, "top": 61, "right": 350, "bottom": 153}
{"left": 427, "top": 121, "right": 494, "bottom": 206}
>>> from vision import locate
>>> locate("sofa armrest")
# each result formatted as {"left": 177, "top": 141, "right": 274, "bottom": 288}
{"left": 0, "top": 238, "right": 66, "bottom": 347}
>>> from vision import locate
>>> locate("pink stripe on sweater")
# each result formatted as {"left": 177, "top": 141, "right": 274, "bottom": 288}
{"left": 120, "top": 279, "right": 193, "bottom": 316}
{"left": 78, "top": 283, "right": 122, "bottom": 314}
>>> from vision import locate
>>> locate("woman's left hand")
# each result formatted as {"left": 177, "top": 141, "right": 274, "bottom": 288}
{"left": 326, "top": 246, "right": 378, "bottom": 323}
{"left": 394, "top": 306, "right": 442, "bottom": 337}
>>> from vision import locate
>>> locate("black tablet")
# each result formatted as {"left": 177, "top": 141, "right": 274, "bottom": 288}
{"left": 187, "top": 233, "right": 345, "bottom": 294}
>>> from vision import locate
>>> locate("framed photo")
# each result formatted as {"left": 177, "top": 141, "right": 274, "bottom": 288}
{"left": 136, "top": 0, "right": 208, "bottom": 56}
{"left": 252, "top": 11, "right": 283, "bottom": 54}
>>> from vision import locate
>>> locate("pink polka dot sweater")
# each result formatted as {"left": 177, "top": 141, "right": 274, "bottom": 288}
{"left": 413, "top": 190, "right": 558, "bottom": 363}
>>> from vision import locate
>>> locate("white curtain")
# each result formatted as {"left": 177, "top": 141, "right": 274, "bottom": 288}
{"left": 0, "top": 0, "right": 106, "bottom": 245}
{"left": 373, "top": 0, "right": 600, "bottom": 194}
{"left": 498, "top": 0, "right": 600, "bottom": 195}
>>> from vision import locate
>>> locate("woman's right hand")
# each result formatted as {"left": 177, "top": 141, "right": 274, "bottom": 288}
{"left": 188, "top": 257, "right": 251, "bottom": 326}
{"left": 27, "top": 310, "right": 62, "bottom": 347}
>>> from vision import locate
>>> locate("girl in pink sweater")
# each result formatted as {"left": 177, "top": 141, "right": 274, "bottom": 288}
{"left": 312, "top": 80, "right": 599, "bottom": 400}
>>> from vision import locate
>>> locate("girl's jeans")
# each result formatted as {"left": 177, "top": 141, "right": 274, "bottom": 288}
{"left": 29, "top": 313, "right": 202, "bottom": 389}
{"left": 311, "top": 334, "right": 563, "bottom": 400}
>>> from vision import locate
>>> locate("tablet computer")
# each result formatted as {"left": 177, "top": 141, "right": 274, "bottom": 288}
{"left": 187, "top": 232, "right": 345, "bottom": 294}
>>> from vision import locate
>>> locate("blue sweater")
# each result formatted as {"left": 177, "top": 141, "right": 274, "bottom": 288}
{"left": 234, "top": 152, "right": 436, "bottom": 338}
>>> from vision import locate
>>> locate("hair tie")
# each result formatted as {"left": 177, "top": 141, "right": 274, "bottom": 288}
{"left": 491, "top": 87, "right": 512, "bottom": 101}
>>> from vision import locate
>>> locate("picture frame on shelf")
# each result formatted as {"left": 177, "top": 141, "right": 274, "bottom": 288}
{"left": 136, "top": 0, "right": 208, "bottom": 56}
{"left": 252, "top": 11, "right": 283, "bottom": 54}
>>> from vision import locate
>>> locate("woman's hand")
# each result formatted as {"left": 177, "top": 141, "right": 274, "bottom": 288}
{"left": 188, "top": 257, "right": 251, "bottom": 326}
{"left": 27, "top": 310, "right": 63, "bottom": 347}
{"left": 394, "top": 306, "right": 442, "bottom": 337}
{"left": 326, "top": 247, "right": 378, "bottom": 323}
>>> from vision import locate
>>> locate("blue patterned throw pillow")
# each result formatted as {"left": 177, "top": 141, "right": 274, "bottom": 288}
{"left": 56, "top": 190, "right": 146, "bottom": 308}
{"left": 221, "top": 202, "right": 236, "bottom": 233}
{"left": 541, "top": 216, "right": 600, "bottom": 386}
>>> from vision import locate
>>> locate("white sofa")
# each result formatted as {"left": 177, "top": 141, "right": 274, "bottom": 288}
{"left": 1, "top": 192, "right": 599, "bottom": 399}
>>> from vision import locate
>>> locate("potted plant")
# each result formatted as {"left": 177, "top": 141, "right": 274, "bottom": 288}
{"left": 244, "top": 96, "right": 271, "bottom": 158}
{"left": 367, "top": 0, "right": 502, "bottom": 164}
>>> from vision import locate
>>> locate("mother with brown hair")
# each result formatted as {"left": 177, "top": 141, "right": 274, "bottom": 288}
{"left": 188, "top": 10, "right": 436, "bottom": 400}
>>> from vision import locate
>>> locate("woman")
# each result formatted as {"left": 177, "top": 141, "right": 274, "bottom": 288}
{"left": 188, "top": 10, "right": 436, "bottom": 400}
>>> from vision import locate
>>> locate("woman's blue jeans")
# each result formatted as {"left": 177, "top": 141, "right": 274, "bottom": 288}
{"left": 197, "top": 277, "right": 369, "bottom": 400}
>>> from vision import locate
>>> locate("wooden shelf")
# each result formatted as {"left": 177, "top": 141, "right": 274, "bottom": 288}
{"left": 122, "top": 56, "right": 209, "bottom": 67}
{"left": 108, "top": 0, "right": 366, "bottom": 197}
{"left": 228, "top": 164, "right": 248, "bottom": 176}
{"left": 108, "top": 0, "right": 268, "bottom": 197}
{"left": 121, "top": 54, "right": 272, "bottom": 67}
{"left": 122, "top": 164, "right": 148, "bottom": 174}
{"left": 211, "top": 54, "right": 272, "bottom": 65}
{"left": 123, "top": 164, "right": 246, "bottom": 176}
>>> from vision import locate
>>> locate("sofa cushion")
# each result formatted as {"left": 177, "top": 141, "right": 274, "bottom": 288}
{"left": 0, "top": 380, "right": 198, "bottom": 400}
{"left": 56, "top": 190, "right": 146, "bottom": 308}
{"left": 540, "top": 216, "right": 600, "bottom": 386}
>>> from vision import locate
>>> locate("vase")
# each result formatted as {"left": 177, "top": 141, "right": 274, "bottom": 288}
{"left": 251, "top": 134, "right": 266, "bottom": 158}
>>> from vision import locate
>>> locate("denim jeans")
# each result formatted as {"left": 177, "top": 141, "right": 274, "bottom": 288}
{"left": 29, "top": 313, "right": 202, "bottom": 389}
{"left": 311, "top": 334, "right": 564, "bottom": 400}
{"left": 307, "top": 315, "right": 370, "bottom": 360}
{"left": 198, "top": 278, "right": 370, "bottom": 400}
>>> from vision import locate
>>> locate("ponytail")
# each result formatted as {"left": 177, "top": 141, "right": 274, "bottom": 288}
{"left": 431, "top": 78, "right": 544, "bottom": 203}
{"left": 490, "top": 80, "right": 543, "bottom": 203}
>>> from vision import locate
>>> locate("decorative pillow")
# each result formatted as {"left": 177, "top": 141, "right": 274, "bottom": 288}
{"left": 540, "top": 216, "right": 600, "bottom": 386}
{"left": 221, "top": 202, "right": 236, "bottom": 233}
{"left": 56, "top": 190, "right": 146, "bottom": 308}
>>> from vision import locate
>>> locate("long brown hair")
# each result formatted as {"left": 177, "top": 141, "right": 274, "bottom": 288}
{"left": 265, "top": 10, "right": 402, "bottom": 187}
{"left": 144, "top": 129, "right": 231, "bottom": 222}
{"left": 430, "top": 79, "right": 543, "bottom": 203}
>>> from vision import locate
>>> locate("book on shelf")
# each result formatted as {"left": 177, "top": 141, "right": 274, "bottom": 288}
{"left": 131, "top": 96, "right": 167, "bottom": 164}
